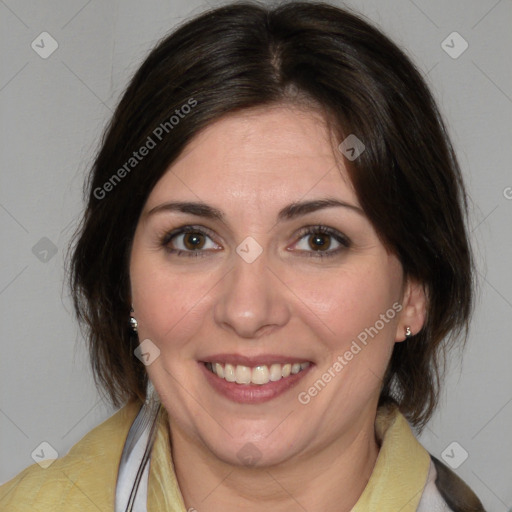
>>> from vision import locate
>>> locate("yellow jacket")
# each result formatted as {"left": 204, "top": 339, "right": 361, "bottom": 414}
{"left": 0, "top": 400, "right": 483, "bottom": 511}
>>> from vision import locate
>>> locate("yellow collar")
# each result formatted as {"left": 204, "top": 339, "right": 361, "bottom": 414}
{"left": 147, "top": 402, "right": 430, "bottom": 512}
{"left": 350, "top": 403, "right": 431, "bottom": 511}
{"left": 147, "top": 405, "right": 187, "bottom": 511}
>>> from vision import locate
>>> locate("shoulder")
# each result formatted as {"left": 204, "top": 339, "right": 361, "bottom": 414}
{"left": 417, "top": 455, "right": 487, "bottom": 512}
{"left": 0, "top": 401, "right": 141, "bottom": 511}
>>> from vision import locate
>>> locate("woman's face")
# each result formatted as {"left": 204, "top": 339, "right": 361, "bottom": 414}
{"left": 130, "top": 104, "right": 423, "bottom": 467}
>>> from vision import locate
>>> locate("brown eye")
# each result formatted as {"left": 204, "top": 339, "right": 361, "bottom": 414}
{"left": 308, "top": 233, "right": 331, "bottom": 251}
{"left": 293, "top": 226, "right": 351, "bottom": 258}
{"left": 183, "top": 232, "right": 206, "bottom": 250}
{"left": 161, "top": 226, "right": 221, "bottom": 257}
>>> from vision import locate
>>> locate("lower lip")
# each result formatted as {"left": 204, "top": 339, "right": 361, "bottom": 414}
{"left": 199, "top": 362, "right": 313, "bottom": 404}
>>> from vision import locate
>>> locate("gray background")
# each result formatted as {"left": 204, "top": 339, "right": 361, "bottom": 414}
{"left": 1, "top": 0, "right": 511, "bottom": 510}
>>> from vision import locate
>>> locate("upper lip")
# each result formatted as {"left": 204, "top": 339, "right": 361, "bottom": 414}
{"left": 199, "top": 354, "right": 312, "bottom": 366}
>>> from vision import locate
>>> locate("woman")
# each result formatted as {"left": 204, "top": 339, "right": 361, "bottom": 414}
{"left": 0, "top": 1, "right": 486, "bottom": 510}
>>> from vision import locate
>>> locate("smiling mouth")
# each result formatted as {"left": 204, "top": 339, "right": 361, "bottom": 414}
{"left": 204, "top": 361, "right": 311, "bottom": 385}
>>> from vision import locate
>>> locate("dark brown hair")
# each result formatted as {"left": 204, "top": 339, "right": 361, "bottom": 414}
{"left": 68, "top": 0, "right": 474, "bottom": 430}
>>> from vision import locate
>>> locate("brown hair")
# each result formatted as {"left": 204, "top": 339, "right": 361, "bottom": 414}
{"left": 68, "top": 0, "right": 474, "bottom": 430}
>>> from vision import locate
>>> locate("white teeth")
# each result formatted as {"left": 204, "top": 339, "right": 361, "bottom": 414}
{"left": 269, "top": 363, "right": 282, "bottom": 382}
{"left": 206, "top": 361, "right": 310, "bottom": 385}
{"left": 235, "top": 365, "right": 252, "bottom": 384}
{"left": 215, "top": 363, "right": 224, "bottom": 378}
{"left": 252, "top": 365, "right": 269, "bottom": 385}
{"left": 224, "top": 363, "right": 236, "bottom": 382}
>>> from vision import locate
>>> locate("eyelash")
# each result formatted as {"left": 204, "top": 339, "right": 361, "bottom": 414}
{"left": 159, "top": 225, "right": 351, "bottom": 259}
{"left": 294, "top": 225, "right": 351, "bottom": 257}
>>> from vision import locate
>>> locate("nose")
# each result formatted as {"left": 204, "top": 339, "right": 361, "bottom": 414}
{"left": 213, "top": 249, "right": 291, "bottom": 339}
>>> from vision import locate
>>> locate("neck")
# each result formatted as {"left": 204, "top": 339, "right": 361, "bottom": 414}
{"left": 169, "top": 412, "right": 380, "bottom": 512}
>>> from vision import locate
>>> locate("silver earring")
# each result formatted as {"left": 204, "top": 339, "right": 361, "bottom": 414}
{"left": 130, "top": 307, "right": 138, "bottom": 332}
{"left": 405, "top": 326, "right": 412, "bottom": 339}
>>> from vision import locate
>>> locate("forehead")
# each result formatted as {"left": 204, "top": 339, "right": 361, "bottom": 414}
{"left": 146, "top": 104, "right": 357, "bottom": 208}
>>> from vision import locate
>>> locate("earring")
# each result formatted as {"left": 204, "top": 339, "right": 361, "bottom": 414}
{"left": 130, "top": 307, "right": 138, "bottom": 333}
{"left": 404, "top": 326, "right": 412, "bottom": 339}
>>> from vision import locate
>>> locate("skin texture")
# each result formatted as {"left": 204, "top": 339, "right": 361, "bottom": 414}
{"left": 129, "top": 104, "right": 426, "bottom": 512}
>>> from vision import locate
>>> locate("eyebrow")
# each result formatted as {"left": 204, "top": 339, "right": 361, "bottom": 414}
{"left": 146, "top": 198, "right": 364, "bottom": 222}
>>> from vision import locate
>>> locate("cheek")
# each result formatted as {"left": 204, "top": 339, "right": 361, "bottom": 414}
{"left": 288, "top": 259, "right": 402, "bottom": 350}
{"left": 132, "top": 269, "right": 211, "bottom": 344}
{"left": 129, "top": 237, "right": 213, "bottom": 346}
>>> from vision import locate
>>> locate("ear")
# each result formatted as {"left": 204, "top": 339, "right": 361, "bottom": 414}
{"left": 395, "top": 278, "right": 427, "bottom": 342}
